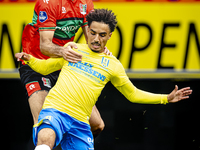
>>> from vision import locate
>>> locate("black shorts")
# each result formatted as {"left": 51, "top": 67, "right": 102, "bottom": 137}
{"left": 19, "top": 63, "right": 61, "bottom": 101}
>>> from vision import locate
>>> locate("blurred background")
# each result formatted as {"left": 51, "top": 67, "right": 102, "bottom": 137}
{"left": 0, "top": 0, "right": 200, "bottom": 150}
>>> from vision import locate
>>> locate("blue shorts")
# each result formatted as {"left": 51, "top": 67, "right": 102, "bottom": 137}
{"left": 33, "top": 108, "right": 94, "bottom": 150}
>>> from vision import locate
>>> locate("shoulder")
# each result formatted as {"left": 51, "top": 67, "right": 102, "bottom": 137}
{"left": 86, "top": 0, "right": 94, "bottom": 6}
{"left": 35, "top": 0, "right": 60, "bottom": 10}
{"left": 85, "top": 0, "right": 94, "bottom": 12}
{"left": 64, "top": 42, "right": 87, "bottom": 48}
{"left": 64, "top": 42, "right": 76, "bottom": 47}
{"left": 100, "top": 55, "right": 122, "bottom": 72}
{"left": 104, "top": 55, "right": 121, "bottom": 64}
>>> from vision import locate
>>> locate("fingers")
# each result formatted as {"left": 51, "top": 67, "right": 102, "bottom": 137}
{"left": 15, "top": 52, "right": 25, "bottom": 61}
{"left": 104, "top": 47, "right": 112, "bottom": 56}
{"left": 62, "top": 47, "right": 82, "bottom": 63}
{"left": 15, "top": 53, "right": 21, "bottom": 61}
{"left": 63, "top": 55, "right": 82, "bottom": 63}
{"left": 179, "top": 87, "right": 191, "bottom": 92}
{"left": 175, "top": 85, "right": 178, "bottom": 91}
{"left": 178, "top": 87, "right": 192, "bottom": 100}
{"left": 181, "top": 96, "right": 190, "bottom": 100}
{"left": 68, "top": 48, "right": 82, "bottom": 58}
{"left": 169, "top": 85, "right": 193, "bottom": 103}
{"left": 182, "top": 89, "right": 193, "bottom": 96}
{"left": 15, "top": 52, "right": 30, "bottom": 61}
{"left": 67, "top": 42, "right": 78, "bottom": 49}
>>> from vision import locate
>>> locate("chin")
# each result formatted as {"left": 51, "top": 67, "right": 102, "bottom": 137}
{"left": 91, "top": 49, "right": 100, "bottom": 53}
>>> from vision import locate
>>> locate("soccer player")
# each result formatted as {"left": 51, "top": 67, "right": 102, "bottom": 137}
{"left": 16, "top": 9, "right": 192, "bottom": 150}
{"left": 19, "top": 0, "right": 106, "bottom": 137}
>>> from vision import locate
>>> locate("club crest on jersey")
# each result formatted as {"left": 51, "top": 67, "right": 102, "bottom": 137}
{"left": 62, "top": 7, "right": 66, "bottom": 13}
{"left": 80, "top": 4, "right": 87, "bottom": 15}
{"left": 39, "top": 11, "right": 48, "bottom": 23}
{"left": 42, "top": 77, "right": 51, "bottom": 88}
{"left": 101, "top": 57, "right": 110, "bottom": 68}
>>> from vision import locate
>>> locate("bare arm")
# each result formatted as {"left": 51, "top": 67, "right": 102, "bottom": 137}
{"left": 39, "top": 30, "right": 63, "bottom": 57}
{"left": 39, "top": 30, "right": 82, "bottom": 63}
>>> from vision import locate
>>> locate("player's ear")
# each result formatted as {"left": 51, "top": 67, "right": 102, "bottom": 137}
{"left": 87, "top": 26, "right": 90, "bottom": 33}
{"left": 108, "top": 32, "right": 112, "bottom": 40}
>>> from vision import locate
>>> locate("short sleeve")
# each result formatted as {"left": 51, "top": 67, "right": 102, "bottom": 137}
{"left": 35, "top": 0, "right": 59, "bottom": 31}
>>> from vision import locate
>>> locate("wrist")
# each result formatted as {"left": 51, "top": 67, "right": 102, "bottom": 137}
{"left": 161, "top": 94, "right": 169, "bottom": 104}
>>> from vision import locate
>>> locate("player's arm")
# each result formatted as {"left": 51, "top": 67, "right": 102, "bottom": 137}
{"left": 111, "top": 62, "right": 192, "bottom": 104}
{"left": 114, "top": 80, "right": 169, "bottom": 104}
{"left": 115, "top": 81, "right": 168, "bottom": 104}
{"left": 39, "top": 30, "right": 82, "bottom": 63}
{"left": 115, "top": 81, "right": 192, "bottom": 104}
{"left": 15, "top": 52, "right": 64, "bottom": 75}
{"left": 34, "top": 0, "right": 82, "bottom": 63}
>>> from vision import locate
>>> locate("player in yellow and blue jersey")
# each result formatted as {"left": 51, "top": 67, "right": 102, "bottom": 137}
{"left": 16, "top": 9, "right": 192, "bottom": 150}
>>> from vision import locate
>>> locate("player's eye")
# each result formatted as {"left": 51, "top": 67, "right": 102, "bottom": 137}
{"left": 100, "top": 33, "right": 106, "bottom": 37}
{"left": 91, "top": 31, "right": 95, "bottom": 35}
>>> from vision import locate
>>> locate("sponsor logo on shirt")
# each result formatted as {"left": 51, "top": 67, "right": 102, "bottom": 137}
{"left": 101, "top": 57, "right": 110, "bottom": 68}
{"left": 80, "top": 4, "right": 87, "bottom": 15}
{"left": 39, "top": 11, "right": 48, "bottom": 23}
{"left": 56, "top": 25, "right": 81, "bottom": 33}
{"left": 68, "top": 61, "right": 106, "bottom": 82}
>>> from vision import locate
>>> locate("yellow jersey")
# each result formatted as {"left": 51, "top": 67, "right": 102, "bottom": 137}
{"left": 25, "top": 42, "right": 168, "bottom": 124}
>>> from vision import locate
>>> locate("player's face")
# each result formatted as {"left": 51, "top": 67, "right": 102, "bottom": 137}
{"left": 87, "top": 21, "right": 112, "bottom": 53}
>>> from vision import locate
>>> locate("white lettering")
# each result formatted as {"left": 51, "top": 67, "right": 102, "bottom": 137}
{"left": 29, "top": 84, "right": 35, "bottom": 90}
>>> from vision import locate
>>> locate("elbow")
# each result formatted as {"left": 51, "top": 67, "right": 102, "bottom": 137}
{"left": 40, "top": 43, "right": 47, "bottom": 56}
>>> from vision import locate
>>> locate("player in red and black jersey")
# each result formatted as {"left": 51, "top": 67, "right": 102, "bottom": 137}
{"left": 19, "top": 0, "right": 105, "bottom": 138}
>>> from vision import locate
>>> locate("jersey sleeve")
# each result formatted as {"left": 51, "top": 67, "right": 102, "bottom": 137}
{"left": 110, "top": 60, "right": 130, "bottom": 87}
{"left": 111, "top": 60, "right": 168, "bottom": 104}
{"left": 82, "top": 0, "right": 94, "bottom": 27}
{"left": 35, "top": 0, "right": 59, "bottom": 31}
{"left": 24, "top": 55, "right": 64, "bottom": 75}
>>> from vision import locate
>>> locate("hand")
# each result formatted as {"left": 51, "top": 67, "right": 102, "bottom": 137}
{"left": 62, "top": 43, "right": 82, "bottom": 63}
{"left": 167, "top": 85, "right": 192, "bottom": 103}
{"left": 104, "top": 47, "right": 112, "bottom": 56}
{"left": 15, "top": 52, "right": 30, "bottom": 61}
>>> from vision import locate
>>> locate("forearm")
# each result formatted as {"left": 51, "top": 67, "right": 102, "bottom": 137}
{"left": 39, "top": 30, "right": 64, "bottom": 58}
{"left": 24, "top": 55, "right": 63, "bottom": 75}
{"left": 40, "top": 41, "right": 64, "bottom": 58}
{"left": 116, "top": 81, "right": 168, "bottom": 105}
{"left": 129, "top": 88, "right": 168, "bottom": 104}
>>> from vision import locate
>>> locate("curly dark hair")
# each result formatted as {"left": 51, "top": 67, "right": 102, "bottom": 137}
{"left": 86, "top": 9, "right": 117, "bottom": 32}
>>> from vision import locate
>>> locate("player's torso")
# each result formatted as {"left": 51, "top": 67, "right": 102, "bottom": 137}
{"left": 63, "top": 44, "right": 116, "bottom": 87}
{"left": 55, "top": 44, "right": 117, "bottom": 105}
{"left": 33, "top": 0, "right": 91, "bottom": 45}
{"left": 52, "top": 0, "right": 87, "bottom": 45}
{"left": 44, "top": 44, "right": 118, "bottom": 123}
